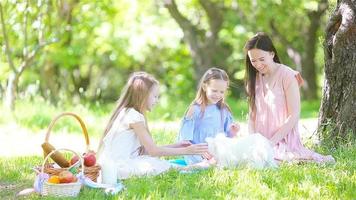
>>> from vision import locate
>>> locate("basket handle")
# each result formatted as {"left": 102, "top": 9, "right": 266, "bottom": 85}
{"left": 45, "top": 112, "right": 90, "bottom": 151}
{"left": 41, "top": 148, "right": 84, "bottom": 175}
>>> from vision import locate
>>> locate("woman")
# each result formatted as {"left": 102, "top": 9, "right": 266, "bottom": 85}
{"left": 244, "top": 32, "right": 334, "bottom": 163}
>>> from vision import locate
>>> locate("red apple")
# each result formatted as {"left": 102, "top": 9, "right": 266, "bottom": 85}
{"left": 83, "top": 153, "right": 96, "bottom": 167}
{"left": 71, "top": 176, "right": 78, "bottom": 183}
{"left": 70, "top": 155, "right": 80, "bottom": 166}
{"left": 58, "top": 171, "right": 74, "bottom": 183}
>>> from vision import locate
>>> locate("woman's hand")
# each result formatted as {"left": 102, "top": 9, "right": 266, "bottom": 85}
{"left": 229, "top": 122, "right": 241, "bottom": 137}
{"left": 185, "top": 143, "right": 208, "bottom": 155}
{"left": 269, "top": 136, "right": 280, "bottom": 146}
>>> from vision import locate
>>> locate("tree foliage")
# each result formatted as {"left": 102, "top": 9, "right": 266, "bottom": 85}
{"left": 0, "top": 0, "right": 332, "bottom": 108}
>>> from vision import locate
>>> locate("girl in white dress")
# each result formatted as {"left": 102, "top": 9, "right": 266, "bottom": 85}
{"left": 97, "top": 72, "right": 208, "bottom": 184}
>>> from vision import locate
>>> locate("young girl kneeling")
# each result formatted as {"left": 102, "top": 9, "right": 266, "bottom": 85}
{"left": 97, "top": 72, "right": 208, "bottom": 184}
{"left": 178, "top": 67, "right": 240, "bottom": 165}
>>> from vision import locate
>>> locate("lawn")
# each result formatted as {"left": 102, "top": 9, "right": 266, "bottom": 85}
{"left": 0, "top": 145, "right": 355, "bottom": 199}
{"left": 0, "top": 98, "right": 355, "bottom": 199}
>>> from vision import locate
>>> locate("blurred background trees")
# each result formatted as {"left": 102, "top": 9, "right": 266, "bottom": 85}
{"left": 0, "top": 0, "right": 334, "bottom": 109}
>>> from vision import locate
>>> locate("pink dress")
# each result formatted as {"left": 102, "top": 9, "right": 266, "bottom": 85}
{"left": 254, "top": 64, "right": 334, "bottom": 163}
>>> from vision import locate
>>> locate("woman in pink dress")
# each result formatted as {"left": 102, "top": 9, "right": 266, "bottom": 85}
{"left": 244, "top": 32, "right": 334, "bottom": 163}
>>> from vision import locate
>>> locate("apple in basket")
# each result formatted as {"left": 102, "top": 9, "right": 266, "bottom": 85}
{"left": 70, "top": 155, "right": 80, "bottom": 166}
{"left": 71, "top": 176, "right": 78, "bottom": 183}
{"left": 83, "top": 152, "right": 96, "bottom": 167}
{"left": 58, "top": 171, "right": 75, "bottom": 183}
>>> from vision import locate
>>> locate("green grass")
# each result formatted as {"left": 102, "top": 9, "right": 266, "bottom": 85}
{"left": 0, "top": 144, "right": 355, "bottom": 199}
{"left": 1, "top": 98, "right": 350, "bottom": 199}
{"left": 0, "top": 98, "right": 111, "bottom": 138}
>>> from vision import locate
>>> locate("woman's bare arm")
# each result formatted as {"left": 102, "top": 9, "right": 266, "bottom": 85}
{"left": 270, "top": 79, "right": 301, "bottom": 145}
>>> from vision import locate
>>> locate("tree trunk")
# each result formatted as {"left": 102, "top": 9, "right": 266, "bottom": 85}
{"left": 0, "top": 83, "right": 3, "bottom": 99}
{"left": 302, "top": 12, "right": 322, "bottom": 99}
{"left": 318, "top": 0, "right": 356, "bottom": 144}
{"left": 164, "top": 0, "right": 230, "bottom": 82}
{"left": 4, "top": 72, "right": 20, "bottom": 111}
{"left": 71, "top": 64, "right": 92, "bottom": 98}
{"left": 40, "top": 61, "right": 60, "bottom": 104}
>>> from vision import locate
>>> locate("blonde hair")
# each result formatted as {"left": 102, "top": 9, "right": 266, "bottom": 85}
{"left": 189, "top": 67, "right": 231, "bottom": 117}
{"left": 98, "top": 71, "right": 159, "bottom": 151}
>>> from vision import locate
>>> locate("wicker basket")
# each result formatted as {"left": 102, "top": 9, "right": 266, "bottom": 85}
{"left": 38, "top": 112, "right": 100, "bottom": 181}
{"left": 41, "top": 148, "right": 82, "bottom": 197}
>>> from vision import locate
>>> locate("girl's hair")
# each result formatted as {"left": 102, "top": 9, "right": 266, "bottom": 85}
{"left": 244, "top": 32, "right": 281, "bottom": 114}
{"left": 189, "top": 67, "right": 231, "bottom": 118}
{"left": 98, "top": 71, "right": 158, "bottom": 151}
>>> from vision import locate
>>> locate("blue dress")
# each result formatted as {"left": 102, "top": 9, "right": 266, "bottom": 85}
{"left": 178, "top": 103, "right": 235, "bottom": 164}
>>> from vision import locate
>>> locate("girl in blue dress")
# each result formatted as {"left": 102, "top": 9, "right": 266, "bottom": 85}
{"left": 178, "top": 67, "right": 240, "bottom": 165}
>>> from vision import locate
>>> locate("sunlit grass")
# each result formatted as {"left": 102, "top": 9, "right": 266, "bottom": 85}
{"left": 0, "top": 144, "right": 354, "bottom": 199}
{"left": 0, "top": 98, "right": 354, "bottom": 199}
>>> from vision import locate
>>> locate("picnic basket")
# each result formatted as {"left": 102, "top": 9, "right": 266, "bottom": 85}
{"left": 38, "top": 112, "right": 100, "bottom": 182}
{"left": 40, "top": 148, "right": 82, "bottom": 197}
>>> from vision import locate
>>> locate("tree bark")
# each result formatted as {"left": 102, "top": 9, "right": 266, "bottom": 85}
{"left": 164, "top": 0, "right": 231, "bottom": 81}
{"left": 318, "top": 0, "right": 356, "bottom": 144}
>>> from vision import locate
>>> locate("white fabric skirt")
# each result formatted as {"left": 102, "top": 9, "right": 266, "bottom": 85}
{"left": 100, "top": 155, "right": 171, "bottom": 184}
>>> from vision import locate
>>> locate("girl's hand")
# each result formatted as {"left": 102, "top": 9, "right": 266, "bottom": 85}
{"left": 207, "top": 157, "right": 217, "bottom": 165}
{"left": 186, "top": 143, "right": 208, "bottom": 155}
{"left": 202, "top": 152, "right": 213, "bottom": 160}
{"left": 176, "top": 140, "right": 192, "bottom": 147}
{"left": 229, "top": 122, "right": 241, "bottom": 137}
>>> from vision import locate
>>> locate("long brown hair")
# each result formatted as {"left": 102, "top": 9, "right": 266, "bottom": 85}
{"left": 98, "top": 71, "right": 158, "bottom": 151}
{"left": 244, "top": 32, "right": 281, "bottom": 114}
{"left": 189, "top": 67, "right": 231, "bottom": 118}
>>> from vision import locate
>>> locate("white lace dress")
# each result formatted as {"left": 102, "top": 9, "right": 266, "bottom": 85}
{"left": 97, "top": 108, "right": 171, "bottom": 184}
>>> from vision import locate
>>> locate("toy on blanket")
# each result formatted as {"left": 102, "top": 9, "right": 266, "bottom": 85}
{"left": 206, "top": 133, "right": 277, "bottom": 169}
